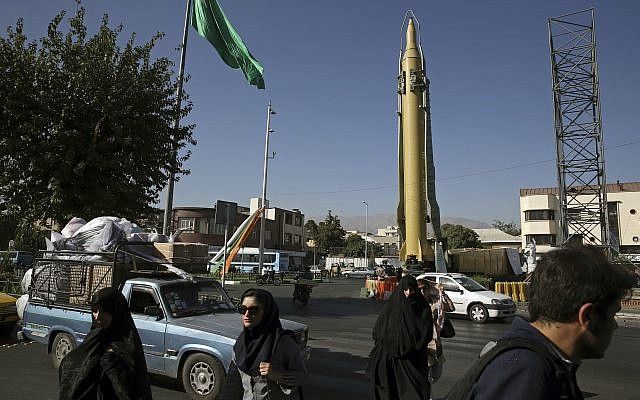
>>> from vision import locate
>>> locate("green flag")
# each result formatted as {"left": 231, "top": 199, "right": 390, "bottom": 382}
{"left": 191, "top": 0, "right": 265, "bottom": 89}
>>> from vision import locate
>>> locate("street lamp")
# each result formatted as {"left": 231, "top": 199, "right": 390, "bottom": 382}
{"left": 258, "top": 101, "right": 276, "bottom": 275}
{"left": 362, "top": 201, "right": 368, "bottom": 268}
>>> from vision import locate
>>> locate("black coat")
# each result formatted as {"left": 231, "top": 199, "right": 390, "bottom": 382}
{"left": 58, "top": 287, "right": 152, "bottom": 400}
{"left": 367, "top": 276, "right": 433, "bottom": 400}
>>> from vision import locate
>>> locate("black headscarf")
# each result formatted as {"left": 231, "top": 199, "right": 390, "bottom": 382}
{"left": 233, "top": 288, "right": 284, "bottom": 375}
{"left": 58, "top": 287, "right": 152, "bottom": 400}
{"left": 372, "top": 275, "right": 433, "bottom": 357}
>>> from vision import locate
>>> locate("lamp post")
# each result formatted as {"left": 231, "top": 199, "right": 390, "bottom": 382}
{"left": 362, "top": 201, "right": 368, "bottom": 268}
{"left": 258, "top": 101, "right": 276, "bottom": 275}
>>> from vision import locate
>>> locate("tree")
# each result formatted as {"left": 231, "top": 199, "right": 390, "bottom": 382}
{"left": 441, "top": 223, "right": 481, "bottom": 249}
{"left": 315, "top": 211, "right": 346, "bottom": 255}
{"left": 0, "top": 8, "right": 195, "bottom": 225}
{"left": 492, "top": 219, "right": 521, "bottom": 236}
{"left": 304, "top": 219, "right": 318, "bottom": 241}
{"left": 344, "top": 234, "right": 384, "bottom": 257}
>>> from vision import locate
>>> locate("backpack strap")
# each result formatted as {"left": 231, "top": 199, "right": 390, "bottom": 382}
{"left": 445, "top": 337, "right": 554, "bottom": 400}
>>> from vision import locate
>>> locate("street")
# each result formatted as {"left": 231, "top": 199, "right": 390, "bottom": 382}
{"left": 1, "top": 279, "right": 639, "bottom": 399}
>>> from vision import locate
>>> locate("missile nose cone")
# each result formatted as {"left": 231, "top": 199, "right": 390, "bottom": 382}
{"left": 405, "top": 18, "right": 417, "bottom": 51}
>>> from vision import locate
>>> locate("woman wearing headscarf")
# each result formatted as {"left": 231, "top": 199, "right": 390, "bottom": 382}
{"left": 220, "top": 288, "right": 307, "bottom": 400}
{"left": 418, "top": 279, "right": 455, "bottom": 384}
{"left": 58, "top": 287, "right": 152, "bottom": 400}
{"left": 368, "top": 275, "right": 433, "bottom": 400}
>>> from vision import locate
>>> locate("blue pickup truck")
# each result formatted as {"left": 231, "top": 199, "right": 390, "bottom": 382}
{"left": 22, "top": 273, "right": 310, "bottom": 400}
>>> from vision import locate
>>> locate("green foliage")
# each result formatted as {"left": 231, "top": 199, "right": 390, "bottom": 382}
{"left": 442, "top": 223, "right": 481, "bottom": 249}
{"left": 13, "top": 221, "right": 47, "bottom": 254}
{"left": 344, "top": 234, "right": 384, "bottom": 257}
{"left": 315, "top": 211, "right": 346, "bottom": 255}
{"left": 0, "top": 8, "right": 195, "bottom": 225}
{"left": 492, "top": 219, "right": 521, "bottom": 236}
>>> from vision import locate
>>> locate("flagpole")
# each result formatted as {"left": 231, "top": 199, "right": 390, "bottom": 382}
{"left": 163, "top": 0, "right": 193, "bottom": 235}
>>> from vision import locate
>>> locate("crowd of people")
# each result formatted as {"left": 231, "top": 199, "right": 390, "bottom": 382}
{"left": 56, "top": 244, "right": 636, "bottom": 400}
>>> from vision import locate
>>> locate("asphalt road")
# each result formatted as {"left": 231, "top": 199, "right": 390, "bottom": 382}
{"left": 1, "top": 279, "right": 639, "bottom": 399}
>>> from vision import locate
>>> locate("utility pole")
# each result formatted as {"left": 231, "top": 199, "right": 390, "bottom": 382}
{"left": 258, "top": 101, "right": 276, "bottom": 275}
{"left": 363, "top": 201, "right": 368, "bottom": 268}
{"left": 163, "top": 0, "right": 192, "bottom": 235}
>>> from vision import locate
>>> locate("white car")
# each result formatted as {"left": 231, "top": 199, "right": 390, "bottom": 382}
{"left": 416, "top": 272, "right": 516, "bottom": 323}
{"left": 341, "top": 266, "right": 375, "bottom": 279}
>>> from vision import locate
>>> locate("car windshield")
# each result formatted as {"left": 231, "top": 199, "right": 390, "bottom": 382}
{"left": 161, "top": 279, "right": 236, "bottom": 318}
{"left": 453, "top": 277, "right": 487, "bottom": 292}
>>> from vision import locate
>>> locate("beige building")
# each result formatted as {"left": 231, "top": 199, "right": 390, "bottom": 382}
{"left": 520, "top": 181, "right": 640, "bottom": 254}
{"left": 472, "top": 228, "right": 521, "bottom": 250}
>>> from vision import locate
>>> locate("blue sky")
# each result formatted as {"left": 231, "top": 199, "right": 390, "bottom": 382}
{"left": 3, "top": 0, "right": 639, "bottom": 225}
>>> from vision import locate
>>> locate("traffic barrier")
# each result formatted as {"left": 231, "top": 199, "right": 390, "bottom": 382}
{"left": 494, "top": 281, "right": 528, "bottom": 302}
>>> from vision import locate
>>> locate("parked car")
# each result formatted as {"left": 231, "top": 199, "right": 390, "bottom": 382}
{"left": 0, "top": 292, "right": 18, "bottom": 332}
{"left": 416, "top": 272, "right": 516, "bottom": 323}
{"left": 341, "top": 266, "right": 375, "bottom": 279}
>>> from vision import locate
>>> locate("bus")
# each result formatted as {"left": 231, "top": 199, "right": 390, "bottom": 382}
{"left": 226, "top": 248, "right": 290, "bottom": 273}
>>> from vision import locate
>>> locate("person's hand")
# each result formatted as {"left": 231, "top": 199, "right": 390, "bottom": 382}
{"left": 259, "top": 361, "right": 272, "bottom": 377}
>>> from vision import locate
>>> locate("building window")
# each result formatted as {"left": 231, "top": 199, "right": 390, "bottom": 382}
{"left": 525, "top": 234, "right": 556, "bottom": 246}
{"left": 294, "top": 215, "right": 302, "bottom": 226}
{"left": 285, "top": 213, "right": 293, "bottom": 225}
{"left": 284, "top": 233, "right": 292, "bottom": 243}
{"left": 178, "top": 218, "right": 195, "bottom": 231}
{"left": 212, "top": 223, "right": 226, "bottom": 235}
{"left": 525, "top": 210, "right": 555, "bottom": 221}
{"left": 293, "top": 234, "right": 301, "bottom": 244}
{"left": 199, "top": 218, "right": 209, "bottom": 234}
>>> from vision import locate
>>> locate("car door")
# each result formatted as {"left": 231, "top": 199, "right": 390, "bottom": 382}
{"left": 439, "top": 277, "right": 466, "bottom": 315}
{"left": 129, "top": 285, "right": 168, "bottom": 373}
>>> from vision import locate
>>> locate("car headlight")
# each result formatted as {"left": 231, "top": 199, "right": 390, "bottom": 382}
{"left": 295, "top": 328, "right": 308, "bottom": 346}
{"left": 491, "top": 299, "right": 501, "bottom": 305}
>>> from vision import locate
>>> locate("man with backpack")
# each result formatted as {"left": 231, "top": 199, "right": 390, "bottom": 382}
{"left": 447, "top": 245, "right": 635, "bottom": 400}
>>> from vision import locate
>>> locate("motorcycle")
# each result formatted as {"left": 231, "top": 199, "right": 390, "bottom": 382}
{"left": 292, "top": 282, "right": 313, "bottom": 306}
{"left": 256, "top": 271, "right": 282, "bottom": 286}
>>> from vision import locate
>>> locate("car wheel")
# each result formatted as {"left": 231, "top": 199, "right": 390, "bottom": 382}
{"left": 468, "top": 304, "right": 488, "bottom": 324}
{"left": 50, "top": 332, "right": 76, "bottom": 369}
{"left": 181, "top": 353, "right": 225, "bottom": 400}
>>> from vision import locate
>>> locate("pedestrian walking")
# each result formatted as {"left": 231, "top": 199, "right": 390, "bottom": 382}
{"left": 220, "top": 288, "right": 308, "bottom": 400}
{"left": 58, "top": 287, "right": 152, "bottom": 400}
{"left": 367, "top": 275, "right": 433, "bottom": 400}
{"left": 447, "top": 245, "right": 636, "bottom": 400}
{"left": 418, "top": 279, "right": 455, "bottom": 384}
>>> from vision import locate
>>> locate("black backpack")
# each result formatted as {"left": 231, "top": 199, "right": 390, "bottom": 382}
{"left": 445, "top": 337, "right": 557, "bottom": 400}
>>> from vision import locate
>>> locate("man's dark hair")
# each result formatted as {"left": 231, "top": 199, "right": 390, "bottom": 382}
{"left": 528, "top": 245, "right": 635, "bottom": 322}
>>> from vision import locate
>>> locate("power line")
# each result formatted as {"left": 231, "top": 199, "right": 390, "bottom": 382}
{"left": 272, "top": 139, "right": 640, "bottom": 196}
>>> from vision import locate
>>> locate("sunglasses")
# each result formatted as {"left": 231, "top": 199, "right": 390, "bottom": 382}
{"left": 237, "top": 305, "right": 262, "bottom": 315}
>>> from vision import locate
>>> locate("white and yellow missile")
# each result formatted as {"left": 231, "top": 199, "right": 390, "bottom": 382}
{"left": 397, "top": 14, "right": 442, "bottom": 267}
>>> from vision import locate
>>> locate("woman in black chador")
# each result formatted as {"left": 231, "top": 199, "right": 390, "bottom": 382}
{"left": 368, "top": 275, "right": 433, "bottom": 400}
{"left": 59, "top": 287, "right": 152, "bottom": 400}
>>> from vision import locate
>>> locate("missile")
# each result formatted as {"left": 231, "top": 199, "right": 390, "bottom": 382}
{"left": 396, "top": 15, "right": 442, "bottom": 267}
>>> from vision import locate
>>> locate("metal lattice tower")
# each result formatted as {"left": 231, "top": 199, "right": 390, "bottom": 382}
{"left": 548, "top": 9, "right": 610, "bottom": 249}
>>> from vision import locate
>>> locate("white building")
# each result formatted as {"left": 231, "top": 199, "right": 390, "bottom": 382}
{"left": 520, "top": 181, "right": 640, "bottom": 254}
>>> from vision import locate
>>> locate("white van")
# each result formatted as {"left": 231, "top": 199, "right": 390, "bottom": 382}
{"left": 416, "top": 272, "right": 516, "bottom": 323}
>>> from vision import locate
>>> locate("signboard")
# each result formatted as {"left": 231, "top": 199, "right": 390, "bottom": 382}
{"left": 215, "top": 201, "right": 237, "bottom": 226}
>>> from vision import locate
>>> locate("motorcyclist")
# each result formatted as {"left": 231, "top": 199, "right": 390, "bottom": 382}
{"left": 293, "top": 267, "right": 314, "bottom": 305}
